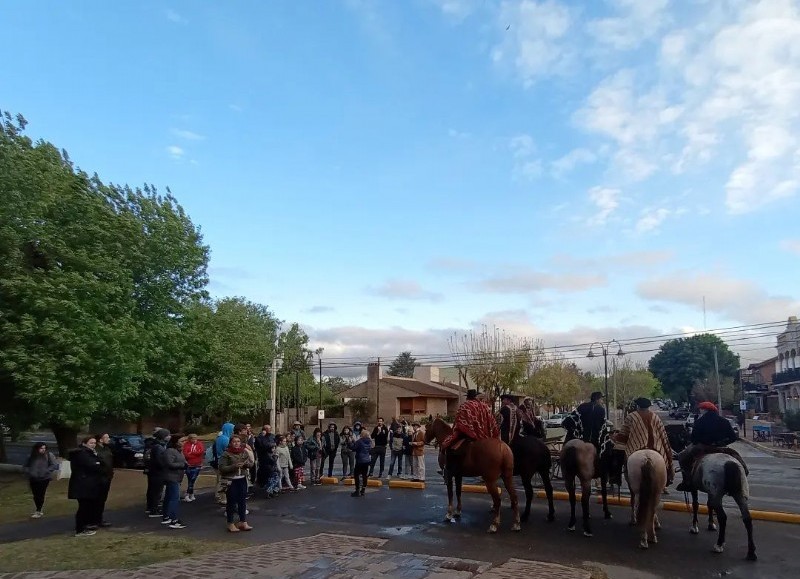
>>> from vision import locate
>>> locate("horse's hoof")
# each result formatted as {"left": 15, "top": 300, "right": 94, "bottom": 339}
{"left": 649, "top": 536, "right": 658, "bottom": 544}
{"left": 708, "top": 523, "right": 717, "bottom": 532}
{"left": 639, "top": 540, "right": 649, "bottom": 550}
{"left": 712, "top": 543, "right": 725, "bottom": 554}
{"left": 655, "top": 521, "right": 662, "bottom": 531}
{"left": 568, "top": 525, "right": 576, "bottom": 532}
{"left": 746, "top": 551, "right": 757, "bottom": 562}
{"left": 454, "top": 512, "right": 462, "bottom": 520}
{"left": 512, "top": 523, "right": 521, "bottom": 532}
{"left": 488, "top": 525, "right": 498, "bottom": 534}
{"left": 583, "top": 531, "right": 593, "bottom": 538}
{"left": 604, "top": 512, "right": 613, "bottom": 520}
{"left": 690, "top": 526, "right": 699, "bottom": 535}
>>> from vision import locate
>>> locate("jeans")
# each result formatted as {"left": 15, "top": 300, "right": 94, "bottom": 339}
{"left": 163, "top": 481, "right": 180, "bottom": 521}
{"left": 326, "top": 452, "right": 338, "bottom": 477}
{"left": 75, "top": 498, "right": 99, "bottom": 533}
{"left": 354, "top": 462, "right": 369, "bottom": 492}
{"left": 309, "top": 457, "right": 320, "bottom": 481}
{"left": 341, "top": 451, "right": 354, "bottom": 477}
{"left": 280, "top": 466, "right": 294, "bottom": 489}
{"left": 369, "top": 446, "right": 386, "bottom": 476}
{"left": 388, "top": 450, "right": 403, "bottom": 476}
{"left": 146, "top": 474, "right": 164, "bottom": 514}
{"left": 29, "top": 479, "right": 50, "bottom": 511}
{"left": 404, "top": 454, "right": 414, "bottom": 478}
{"left": 185, "top": 466, "right": 201, "bottom": 494}
{"left": 226, "top": 477, "right": 248, "bottom": 523}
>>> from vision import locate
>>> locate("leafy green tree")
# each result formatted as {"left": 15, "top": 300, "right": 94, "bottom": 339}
{"left": 526, "top": 357, "right": 581, "bottom": 409}
{"left": 609, "top": 360, "right": 662, "bottom": 410}
{"left": 387, "top": 351, "right": 418, "bottom": 378}
{"left": 276, "top": 323, "right": 316, "bottom": 412}
{"left": 648, "top": 334, "right": 739, "bottom": 403}
{"left": 0, "top": 113, "right": 143, "bottom": 452}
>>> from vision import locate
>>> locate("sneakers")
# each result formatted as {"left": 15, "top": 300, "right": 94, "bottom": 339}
{"left": 148, "top": 512, "right": 164, "bottom": 518}
{"left": 31, "top": 511, "right": 43, "bottom": 519}
{"left": 160, "top": 517, "right": 172, "bottom": 525}
{"left": 183, "top": 495, "right": 193, "bottom": 502}
{"left": 75, "top": 530, "right": 97, "bottom": 537}
{"left": 296, "top": 484, "right": 306, "bottom": 490}
{"left": 351, "top": 490, "right": 360, "bottom": 497}
{"left": 168, "top": 519, "right": 186, "bottom": 529}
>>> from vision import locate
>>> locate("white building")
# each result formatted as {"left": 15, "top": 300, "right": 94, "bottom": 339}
{"left": 775, "top": 316, "right": 800, "bottom": 413}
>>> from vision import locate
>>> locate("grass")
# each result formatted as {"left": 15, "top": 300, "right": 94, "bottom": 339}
{"left": 0, "top": 533, "right": 230, "bottom": 572}
{"left": 0, "top": 469, "right": 215, "bottom": 523}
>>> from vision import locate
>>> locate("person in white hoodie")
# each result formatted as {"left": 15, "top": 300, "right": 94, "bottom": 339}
{"left": 275, "top": 435, "right": 294, "bottom": 491}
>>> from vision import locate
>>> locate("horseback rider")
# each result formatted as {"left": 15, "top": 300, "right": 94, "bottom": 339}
{"left": 612, "top": 397, "right": 674, "bottom": 486}
{"left": 675, "top": 401, "right": 748, "bottom": 492}
{"left": 576, "top": 391, "right": 607, "bottom": 453}
{"left": 517, "top": 397, "right": 543, "bottom": 437}
{"left": 496, "top": 393, "right": 519, "bottom": 446}
{"left": 441, "top": 389, "right": 499, "bottom": 452}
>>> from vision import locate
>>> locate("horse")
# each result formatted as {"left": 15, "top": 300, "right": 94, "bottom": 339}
{"left": 424, "top": 418, "right": 520, "bottom": 533}
{"left": 626, "top": 450, "right": 667, "bottom": 549}
{"left": 512, "top": 417, "right": 555, "bottom": 524}
{"left": 689, "top": 453, "right": 756, "bottom": 561}
{"left": 560, "top": 412, "right": 619, "bottom": 536}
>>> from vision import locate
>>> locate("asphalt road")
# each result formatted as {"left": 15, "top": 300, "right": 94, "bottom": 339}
{"left": 2, "top": 448, "right": 797, "bottom": 579}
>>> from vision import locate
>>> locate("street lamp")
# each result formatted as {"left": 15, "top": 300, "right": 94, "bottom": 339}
{"left": 587, "top": 340, "right": 625, "bottom": 421}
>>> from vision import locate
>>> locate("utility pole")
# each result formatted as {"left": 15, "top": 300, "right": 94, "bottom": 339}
{"left": 270, "top": 357, "right": 278, "bottom": 428}
{"left": 713, "top": 345, "right": 722, "bottom": 410}
{"left": 376, "top": 357, "right": 381, "bottom": 421}
{"left": 612, "top": 357, "right": 618, "bottom": 426}
{"left": 318, "top": 356, "right": 323, "bottom": 411}
{"left": 295, "top": 369, "right": 300, "bottom": 423}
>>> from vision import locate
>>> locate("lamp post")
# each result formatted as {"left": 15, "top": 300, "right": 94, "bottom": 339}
{"left": 587, "top": 339, "right": 625, "bottom": 424}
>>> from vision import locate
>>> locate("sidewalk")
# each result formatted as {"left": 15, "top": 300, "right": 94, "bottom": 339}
{"left": 0, "top": 533, "right": 594, "bottom": 579}
{"left": 738, "top": 434, "right": 800, "bottom": 460}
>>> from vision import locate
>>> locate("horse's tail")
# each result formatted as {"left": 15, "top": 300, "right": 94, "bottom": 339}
{"left": 723, "top": 459, "right": 743, "bottom": 497}
{"left": 636, "top": 458, "right": 655, "bottom": 527}
{"left": 562, "top": 444, "right": 578, "bottom": 471}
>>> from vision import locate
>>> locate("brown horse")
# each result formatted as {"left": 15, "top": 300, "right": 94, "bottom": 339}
{"left": 425, "top": 418, "right": 520, "bottom": 533}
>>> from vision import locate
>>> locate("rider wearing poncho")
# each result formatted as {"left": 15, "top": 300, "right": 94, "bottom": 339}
{"left": 675, "top": 401, "right": 748, "bottom": 492}
{"left": 442, "top": 389, "right": 499, "bottom": 449}
{"left": 495, "top": 393, "right": 519, "bottom": 445}
{"left": 613, "top": 397, "right": 674, "bottom": 484}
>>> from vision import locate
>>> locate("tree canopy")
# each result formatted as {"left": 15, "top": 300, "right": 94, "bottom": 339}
{"left": 387, "top": 351, "right": 418, "bottom": 378}
{"left": 648, "top": 334, "right": 739, "bottom": 403}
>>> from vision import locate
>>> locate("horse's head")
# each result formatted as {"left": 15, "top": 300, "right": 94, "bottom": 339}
{"left": 562, "top": 410, "right": 583, "bottom": 441}
{"left": 599, "top": 421, "right": 624, "bottom": 485}
{"left": 531, "top": 416, "right": 546, "bottom": 439}
{"left": 424, "top": 418, "right": 449, "bottom": 445}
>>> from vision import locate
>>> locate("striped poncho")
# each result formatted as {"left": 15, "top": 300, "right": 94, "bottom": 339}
{"left": 614, "top": 410, "right": 674, "bottom": 475}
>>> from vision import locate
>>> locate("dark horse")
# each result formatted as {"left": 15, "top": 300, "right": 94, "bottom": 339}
{"left": 560, "top": 412, "right": 624, "bottom": 536}
{"left": 512, "top": 417, "right": 556, "bottom": 523}
{"left": 425, "top": 418, "right": 520, "bottom": 533}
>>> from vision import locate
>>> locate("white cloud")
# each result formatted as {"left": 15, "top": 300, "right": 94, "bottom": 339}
{"left": 587, "top": 186, "right": 620, "bottom": 226}
{"left": 635, "top": 207, "right": 671, "bottom": 233}
{"left": 166, "top": 145, "right": 184, "bottom": 159}
{"left": 586, "top": 0, "right": 670, "bottom": 50}
{"left": 368, "top": 279, "right": 443, "bottom": 302}
{"left": 429, "top": 0, "right": 473, "bottom": 20}
{"left": 476, "top": 269, "right": 606, "bottom": 294}
{"left": 492, "top": 0, "right": 574, "bottom": 87}
{"left": 165, "top": 9, "right": 187, "bottom": 24}
{"left": 509, "top": 133, "right": 542, "bottom": 180}
{"left": 551, "top": 148, "right": 597, "bottom": 176}
{"left": 780, "top": 239, "right": 800, "bottom": 255}
{"left": 448, "top": 128, "right": 470, "bottom": 139}
{"left": 171, "top": 128, "right": 205, "bottom": 141}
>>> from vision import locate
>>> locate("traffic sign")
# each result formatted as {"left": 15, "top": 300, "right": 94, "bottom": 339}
{"left": 318, "top": 410, "right": 325, "bottom": 420}
{"left": 739, "top": 400, "right": 747, "bottom": 411}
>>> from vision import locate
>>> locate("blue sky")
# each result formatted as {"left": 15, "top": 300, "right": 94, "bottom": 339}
{"left": 3, "top": 0, "right": 799, "bottom": 375}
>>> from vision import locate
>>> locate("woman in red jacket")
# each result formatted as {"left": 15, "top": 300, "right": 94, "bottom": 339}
{"left": 181, "top": 434, "right": 205, "bottom": 502}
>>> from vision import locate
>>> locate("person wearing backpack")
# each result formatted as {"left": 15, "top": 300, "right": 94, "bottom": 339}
{"left": 23, "top": 442, "right": 59, "bottom": 518}
{"left": 213, "top": 423, "right": 234, "bottom": 505}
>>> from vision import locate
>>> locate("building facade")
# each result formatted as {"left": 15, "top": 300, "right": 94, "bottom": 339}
{"left": 775, "top": 316, "right": 800, "bottom": 413}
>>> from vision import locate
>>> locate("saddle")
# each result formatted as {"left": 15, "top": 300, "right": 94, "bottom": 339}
{"left": 447, "top": 437, "right": 473, "bottom": 457}
{"left": 691, "top": 445, "right": 750, "bottom": 477}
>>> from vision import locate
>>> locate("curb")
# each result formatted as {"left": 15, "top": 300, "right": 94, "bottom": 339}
{"left": 738, "top": 436, "right": 800, "bottom": 459}
{"left": 531, "top": 490, "right": 800, "bottom": 524}
{"left": 388, "top": 479, "right": 425, "bottom": 490}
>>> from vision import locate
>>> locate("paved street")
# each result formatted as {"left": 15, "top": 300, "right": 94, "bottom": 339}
{"left": 1, "top": 446, "right": 798, "bottom": 579}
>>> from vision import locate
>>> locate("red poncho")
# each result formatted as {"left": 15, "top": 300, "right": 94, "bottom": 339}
{"left": 442, "top": 399, "right": 499, "bottom": 448}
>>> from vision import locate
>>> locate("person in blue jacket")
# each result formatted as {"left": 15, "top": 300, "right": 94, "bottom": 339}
{"left": 350, "top": 429, "right": 374, "bottom": 497}
{"left": 213, "top": 423, "right": 235, "bottom": 504}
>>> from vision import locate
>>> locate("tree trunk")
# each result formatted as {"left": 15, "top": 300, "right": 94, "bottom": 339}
{"left": 51, "top": 423, "right": 80, "bottom": 457}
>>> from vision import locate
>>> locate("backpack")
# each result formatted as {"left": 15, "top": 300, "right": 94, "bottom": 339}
{"left": 210, "top": 439, "right": 220, "bottom": 470}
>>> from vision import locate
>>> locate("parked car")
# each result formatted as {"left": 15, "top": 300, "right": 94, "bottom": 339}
{"left": 727, "top": 418, "right": 740, "bottom": 439}
{"left": 109, "top": 434, "right": 147, "bottom": 469}
{"left": 671, "top": 408, "right": 690, "bottom": 420}
{"left": 685, "top": 413, "right": 698, "bottom": 428}
{"left": 545, "top": 413, "right": 568, "bottom": 429}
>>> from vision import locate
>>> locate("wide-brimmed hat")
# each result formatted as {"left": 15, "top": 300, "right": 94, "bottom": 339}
{"left": 500, "top": 393, "right": 514, "bottom": 402}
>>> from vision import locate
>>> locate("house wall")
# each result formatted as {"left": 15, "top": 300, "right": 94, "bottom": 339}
{"left": 426, "top": 398, "right": 448, "bottom": 418}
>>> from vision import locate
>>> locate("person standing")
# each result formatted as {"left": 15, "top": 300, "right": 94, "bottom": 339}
{"left": 305, "top": 429, "right": 323, "bottom": 485}
{"left": 254, "top": 425, "right": 276, "bottom": 488}
{"left": 144, "top": 433, "right": 164, "bottom": 518}
{"left": 159, "top": 435, "right": 187, "bottom": 529}
{"left": 322, "top": 423, "right": 340, "bottom": 478}
{"left": 182, "top": 433, "right": 204, "bottom": 502}
{"left": 23, "top": 442, "right": 58, "bottom": 518}
{"left": 369, "top": 418, "right": 389, "bottom": 478}
{"left": 68, "top": 436, "right": 104, "bottom": 537}
{"left": 275, "top": 435, "right": 295, "bottom": 491}
{"left": 339, "top": 426, "right": 355, "bottom": 479}
{"left": 351, "top": 429, "right": 373, "bottom": 497}
{"left": 290, "top": 434, "right": 308, "bottom": 490}
{"left": 213, "top": 423, "right": 234, "bottom": 505}
{"left": 402, "top": 425, "right": 414, "bottom": 480}
{"left": 219, "top": 435, "right": 254, "bottom": 532}
{"left": 387, "top": 426, "right": 405, "bottom": 478}
{"left": 411, "top": 423, "right": 426, "bottom": 482}
{"left": 148, "top": 428, "right": 171, "bottom": 519}
{"left": 93, "top": 433, "right": 114, "bottom": 528}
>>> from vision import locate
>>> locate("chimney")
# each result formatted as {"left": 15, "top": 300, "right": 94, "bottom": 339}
{"left": 367, "top": 362, "right": 382, "bottom": 387}
{"left": 413, "top": 365, "right": 439, "bottom": 383}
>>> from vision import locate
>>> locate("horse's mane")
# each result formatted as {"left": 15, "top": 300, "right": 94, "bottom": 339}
{"left": 562, "top": 410, "right": 583, "bottom": 441}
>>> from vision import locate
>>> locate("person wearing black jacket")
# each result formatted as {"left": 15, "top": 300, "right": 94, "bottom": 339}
{"left": 322, "top": 423, "right": 340, "bottom": 478}
{"left": 146, "top": 428, "right": 170, "bottom": 518}
{"left": 254, "top": 425, "right": 276, "bottom": 488}
{"left": 93, "top": 433, "right": 114, "bottom": 528}
{"left": 369, "top": 418, "right": 390, "bottom": 478}
{"left": 676, "top": 401, "right": 748, "bottom": 492}
{"left": 68, "top": 436, "right": 105, "bottom": 537}
{"left": 576, "top": 392, "right": 607, "bottom": 450}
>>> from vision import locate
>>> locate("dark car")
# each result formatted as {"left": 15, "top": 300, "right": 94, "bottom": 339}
{"left": 109, "top": 434, "right": 147, "bottom": 469}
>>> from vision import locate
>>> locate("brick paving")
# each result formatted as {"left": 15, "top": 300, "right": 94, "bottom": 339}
{"left": 1, "top": 533, "right": 592, "bottom": 579}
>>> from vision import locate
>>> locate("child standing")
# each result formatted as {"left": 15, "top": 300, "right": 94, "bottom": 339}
{"left": 23, "top": 442, "right": 59, "bottom": 518}
{"left": 350, "top": 430, "right": 373, "bottom": 497}
{"left": 387, "top": 426, "right": 404, "bottom": 478}
{"left": 290, "top": 435, "right": 308, "bottom": 490}
{"left": 275, "top": 435, "right": 294, "bottom": 491}
{"left": 181, "top": 434, "right": 205, "bottom": 502}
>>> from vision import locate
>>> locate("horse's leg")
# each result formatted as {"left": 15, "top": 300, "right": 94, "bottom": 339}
{"left": 581, "top": 476, "right": 593, "bottom": 537}
{"left": 707, "top": 497, "right": 716, "bottom": 531}
{"left": 601, "top": 473, "right": 612, "bottom": 519}
{"left": 734, "top": 493, "right": 757, "bottom": 561}
{"left": 445, "top": 469, "right": 454, "bottom": 522}
{"left": 629, "top": 490, "right": 637, "bottom": 526}
{"left": 486, "top": 477, "right": 502, "bottom": 534}
{"left": 710, "top": 498, "right": 727, "bottom": 554}
{"left": 520, "top": 467, "right": 533, "bottom": 523}
{"left": 540, "top": 468, "right": 555, "bottom": 522}
{"left": 454, "top": 474, "right": 463, "bottom": 518}
{"left": 502, "top": 468, "right": 520, "bottom": 532}
{"left": 690, "top": 490, "right": 700, "bottom": 534}
{"left": 565, "top": 476, "right": 577, "bottom": 532}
